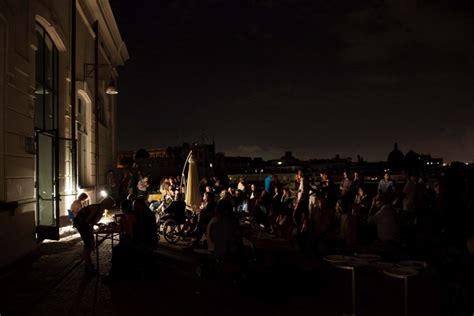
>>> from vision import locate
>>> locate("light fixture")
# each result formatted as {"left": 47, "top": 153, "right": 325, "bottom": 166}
{"left": 34, "top": 85, "right": 50, "bottom": 95}
{"left": 106, "top": 78, "right": 118, "bottom": 95}
{"left": 83, "top": 63, "right": 119, "bottom": 94}
{"left": 100, "top": 190, "right": 108, "bottom": 197}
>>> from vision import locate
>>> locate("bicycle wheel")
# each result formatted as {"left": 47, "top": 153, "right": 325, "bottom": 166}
{"left": 163, "top": 219, "right": 180, "bottom": 244}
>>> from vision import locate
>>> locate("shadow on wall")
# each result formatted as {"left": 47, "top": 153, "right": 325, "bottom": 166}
{"left": 0, "top": 206, "right": 37, "bottom": 268}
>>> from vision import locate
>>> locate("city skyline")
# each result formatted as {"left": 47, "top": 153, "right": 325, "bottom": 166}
{"left": 111, "top": 0, "right": 473, "bottom": 163}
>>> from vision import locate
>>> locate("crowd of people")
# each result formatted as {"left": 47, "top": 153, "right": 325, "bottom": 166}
{"left": 71, "top": 165, "right": 474, "bottom": 312}
{"left": 103, "top": 166, "right": 474, "bottom": 265}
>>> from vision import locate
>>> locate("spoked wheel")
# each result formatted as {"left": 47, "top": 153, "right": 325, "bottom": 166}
{"left": 163, "top": 219, "right": 181, "bottom": 244}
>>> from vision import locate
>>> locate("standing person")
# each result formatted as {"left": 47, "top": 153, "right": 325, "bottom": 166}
{"left": 106, "top": 169, "right": 118, "bottom": 200}
{"left": 73, "top": 197, "right": 115, "bottom": 274}
{"left": 136, "top": 175, "right": 149, "bottom": 198}
{"left": 402, "top": 173, "right": 417, "bottom": 213}
{"left": 352, "top": 172, "right": 363, "bottom": 190}
{"left": 378, "top": 171, "right": 396, "bottom": 195}
{"left": 248, "top": 183, "right": 259, "bottom": 213}
{"left": 237, "top": 176, "right": 246, "bottom": 192}
{"left": 339, "top": 171, "right": 353, "bottom": 199}
{"left": 128, "top": 170, "right": 138, "bottom": 196}
{"left": 70, "top": 193, "right": 89, "bottom": 218}
{"left": 264, "top": 175, "right": 273, "bottom": 193}
{"left": 120, "top": 170, "right": 131, "bottom": 201}
{"left": 294, "top": 169, "right": 309, "bottom": 232}
{"left": 271, "top": 175, "right": 281, "bottom": 195}
{"left": 320, "top": 170, "right": 337, "bottom": 209}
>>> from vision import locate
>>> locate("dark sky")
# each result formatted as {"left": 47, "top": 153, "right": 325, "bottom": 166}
{"left": 110, "top": 0, "right": 473, "bottom": 162}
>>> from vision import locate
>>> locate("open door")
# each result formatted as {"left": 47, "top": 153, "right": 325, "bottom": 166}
{"left": 34, "top": 23, "right": 60, "bottom": 240}
{"left": 35, "top": 130, "right": 60, "bottom": 240}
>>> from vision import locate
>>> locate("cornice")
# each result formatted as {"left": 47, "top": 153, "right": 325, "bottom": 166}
{"left": 82, "top": 0, "right": 129, "bottom": 66}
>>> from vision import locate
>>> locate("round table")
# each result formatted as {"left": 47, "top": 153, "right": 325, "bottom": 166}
{"left": 382, "top": 266, "right": 419, "bottom": 316}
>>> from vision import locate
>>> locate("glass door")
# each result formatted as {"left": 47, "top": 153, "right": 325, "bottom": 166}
{"left": 35, "top": 23, "right": 60, "bottom": 240}
{"left": 36, "top": 130, "right": 59, "bottom": 240}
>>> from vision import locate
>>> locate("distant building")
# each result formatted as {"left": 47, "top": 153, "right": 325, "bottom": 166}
{"left": 387, "top": 143, "right": 404, "bottom": 171}
{"left": 118, "top": 143, "right": 216, "bottom": 182}
{"left": 0, "top": 0, "right": 128, "bottom": 267}
{"left": 307, "top": 155, "right": 351, "bottom": 174}
{"left": 222, "top": 156, "right": 254, "bottom": 174}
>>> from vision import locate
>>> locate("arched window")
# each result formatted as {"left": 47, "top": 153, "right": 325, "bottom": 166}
{"left": 35, "top": 23, "right": 59, "bottom": 131}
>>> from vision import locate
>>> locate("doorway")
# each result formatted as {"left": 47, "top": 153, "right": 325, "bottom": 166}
{"left": 0, "top": 18, "right": 5, "bottom": 200}
{"left": 34, "top": 23, "right": 60, "bottom": 240}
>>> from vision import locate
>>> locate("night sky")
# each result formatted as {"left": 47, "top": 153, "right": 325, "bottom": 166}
{"left": 110, "top": 0, "right": 473, "bottom": 162}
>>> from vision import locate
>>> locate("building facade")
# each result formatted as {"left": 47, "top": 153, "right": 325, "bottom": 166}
{"left": 0, "top": 0, "right": 128, "bottom": 268}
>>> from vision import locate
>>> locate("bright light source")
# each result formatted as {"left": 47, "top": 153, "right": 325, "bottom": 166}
{"left": 209, "top": 163, "right": 213, "bottom": 168}
{"left": 100, "top": 190, "right": 108, "bottom": 198}
{"left": 277, "top": 161, "right": 282, "bottom": 165}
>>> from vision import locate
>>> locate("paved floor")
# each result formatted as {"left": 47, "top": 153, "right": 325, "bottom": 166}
{"left": 0, "top": 227, "right": 443, "bottom": 316}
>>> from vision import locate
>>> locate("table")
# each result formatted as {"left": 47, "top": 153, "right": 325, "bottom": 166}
{"left": 94, "top": 223, "right": 120, "bottom": 272}
{"left": 323, "top": 255, "right": 427, "bottom": 316}
{"left": 322, "top": 254, "right": 393, "bottom": 316}
{"left": 383, "top": 266, "right": 419, "bottom": 316}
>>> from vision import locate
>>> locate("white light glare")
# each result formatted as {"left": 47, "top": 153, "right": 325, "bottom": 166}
{"left": 100, "top": 190, "right": 108, "bottom": 198}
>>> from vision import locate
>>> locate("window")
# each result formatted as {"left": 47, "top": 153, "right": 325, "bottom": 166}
{"left": 35, "top": 23, "right": 58, "bottom": 131}
{"left": 77, "top": 95, "right": 90, "bottom": 187}
{"left": 98, "top": 96, "right": 107, "bottom": 127}
{"left": 78, "top": 97, "right": 82, "bottom": 115}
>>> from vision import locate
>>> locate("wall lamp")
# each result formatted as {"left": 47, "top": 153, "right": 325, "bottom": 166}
{"left": 83, "top": 63, "right": 118, "bottom": 95}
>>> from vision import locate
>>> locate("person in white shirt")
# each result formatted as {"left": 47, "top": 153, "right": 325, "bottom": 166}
{"left": 377, "top": 172, "right": 396, "bottom": 195}
{"left": 70, "top": 193, "right": 89, "bottom": 218}
{"left": 402, "top": 174, "right": 417, "bottom": 212}
{"left": 294, "top": 169, "right": 309, "bottom": 232}
{"left": 368, "top": 194, "right": 400, "bottom": 243}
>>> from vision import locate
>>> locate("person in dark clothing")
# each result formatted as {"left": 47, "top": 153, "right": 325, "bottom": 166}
{"left": 320, "top": 170, "right": 337, "bottom": 209}
{"left": 255, "top": 191, "right": 271, "bottom": 229}
{"left": 132, "top": 197, "right": 158, "bottom": 251}
{"left": 185, "top": 192, "right": 216, "bottom": 249}
{"left": 74, "top": 197, "right": 115, "bottom": 273}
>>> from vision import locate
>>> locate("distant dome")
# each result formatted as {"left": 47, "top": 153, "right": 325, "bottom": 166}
{"left": 388, "top": 143, "right": 404, "bottom": 163}
{"left": 405, "top": 150, "right": 419, "bottom": 162}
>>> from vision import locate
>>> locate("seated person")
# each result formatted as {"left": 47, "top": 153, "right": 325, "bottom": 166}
{"left": 132, "top": 197, "right": 158, "bottom": 251}
{"left": 186, "top": 192, "right": 216, "bottom": 249}
{"left": 206, "top": 199, "right": 240, "bottom": 259}
{"left": 74, "top": 197, "right": 115, "bottom": 274}
{"left": 118, "top": 199, "right": 135, "bottom": 243}
{"left": 106, "top": 197, "right": 158, "bottom": 282}
{"left": 367, "top": 194, "right": 400, "bottom": 243}
{"left": 366, "top": 194, "right": 400, "bottom": 257}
